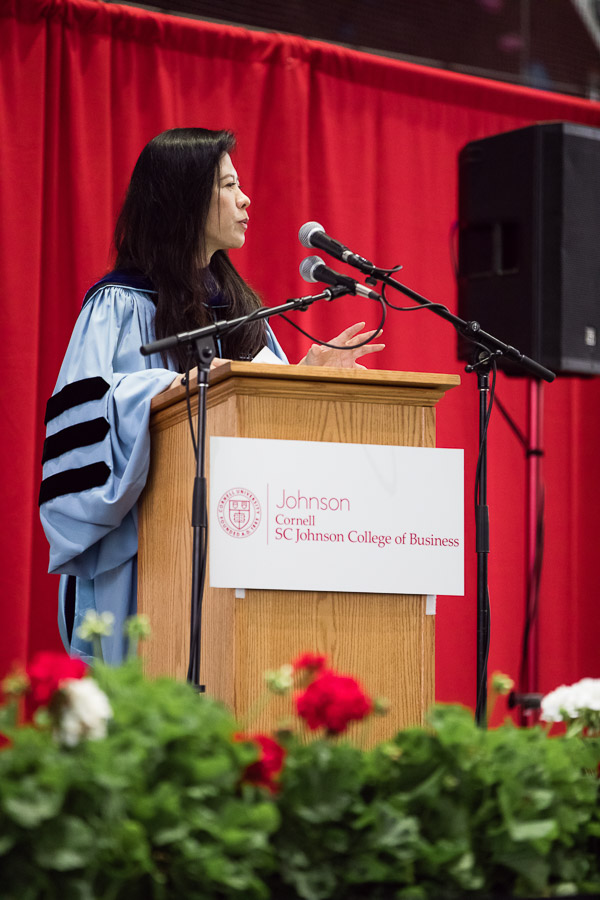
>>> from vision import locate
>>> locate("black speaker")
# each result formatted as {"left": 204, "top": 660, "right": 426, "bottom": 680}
{"left": 457, "top": 122, "right": 600, "bottom": 376}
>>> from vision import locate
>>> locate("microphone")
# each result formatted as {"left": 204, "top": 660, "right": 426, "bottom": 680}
{"left": 299, "top": 256, "right": 382, "bottom": 301}
{"left": 299, "top": 221, "right": 374, "bottom": 273}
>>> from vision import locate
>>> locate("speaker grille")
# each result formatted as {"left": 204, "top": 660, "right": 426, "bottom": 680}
{"left": 559, "top": 130, "right": 600, "bottom": 372}
{"left": 458, "top": 122, "right": 600, "bottom": 376}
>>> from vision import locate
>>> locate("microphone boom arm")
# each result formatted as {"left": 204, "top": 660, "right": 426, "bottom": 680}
{"left": 373, "top": 270, "right": 555, "bottom": 383}
{"left": 140, "top": 287, "right": 348, "bottom": 357}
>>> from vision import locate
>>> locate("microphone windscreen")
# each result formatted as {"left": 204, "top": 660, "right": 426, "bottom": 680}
{"left": 298, "top": 221, "right": 325, "bottom": 249}
{"left": 299, "top": 255, "right": 324, "bottom": 283}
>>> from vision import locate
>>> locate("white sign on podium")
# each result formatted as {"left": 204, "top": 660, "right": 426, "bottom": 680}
{"left": 209, "top": 437, "right": 464, "bottom": 596}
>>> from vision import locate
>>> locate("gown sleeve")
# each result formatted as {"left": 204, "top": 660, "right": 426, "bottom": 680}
{"left": 40, "top": 286, "right": 285, "bottom": 664}
{"left": 39, "top": 286, "right": 176, "bottom": 581}
{"left": 265, "top": 323, "right": 288, "bottom": 362}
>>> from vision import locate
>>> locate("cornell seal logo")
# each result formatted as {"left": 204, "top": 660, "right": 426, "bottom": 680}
{"left": 217, "top": 487, "right": 261, "bottom": 539}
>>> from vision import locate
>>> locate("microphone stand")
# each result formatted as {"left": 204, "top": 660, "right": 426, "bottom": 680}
{"left": 140, "top": 286, "right": 348, "bottom": 690}
{"left": 356, "top": 264, "right": 555, "bottom": 725}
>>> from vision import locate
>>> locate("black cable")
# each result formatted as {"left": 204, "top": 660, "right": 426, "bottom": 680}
{"left": 475, "top": 589, "right": 491, "bottom": 723}
{"left": 369, "top": 262, "right": 404, "bottom": 276}
{"left": 380, "top": 281, "right": 451, "bottom": 314}
{"left": 383, "top": 298, "right": 450, "bottom": 314}
{"left": 474, "top": 355, "right": 498, "bottom": 508}
{"left": 187, "top": 525, "right": 208, "bottom": 684}
{"left": 210, "top": 291, "right": 385, "bottom": 353}
{"left": 184, "top": 361, "right": 211, "bottom": 690}
{"left": 279, "top": 295, "right": 387, "bottom": 350}
{"left": 183, "top": 351, "right": 197, "bottom": 461}
{"left": 473, "top": 355, "right": 497, "bottom": 724}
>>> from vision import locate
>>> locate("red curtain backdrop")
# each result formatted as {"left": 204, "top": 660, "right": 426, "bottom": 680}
{"left": 1, "top": 0, "right": 599, "bottom": 714}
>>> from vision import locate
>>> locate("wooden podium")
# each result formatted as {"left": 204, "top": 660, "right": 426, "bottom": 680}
{"left": 138, "top": 363, "right": 459, "bottom": 741}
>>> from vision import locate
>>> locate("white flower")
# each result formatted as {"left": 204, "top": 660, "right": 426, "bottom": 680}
{"left": 55, "top": 678, "right": 113, "bottom": 747}
{"left": 540, "top": 678, "right": 600, "bottom": 723}
{"left": 570, "top": 677, "right": 600, "bottom": 712}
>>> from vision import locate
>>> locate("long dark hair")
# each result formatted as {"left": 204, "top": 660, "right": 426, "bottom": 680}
{"left": 114, "top": 127, "right": 266, "bottom": 370}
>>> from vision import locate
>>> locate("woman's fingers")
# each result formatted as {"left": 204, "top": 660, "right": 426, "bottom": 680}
{"left": 334, "top": 323, "right": 385, "bottom": 359}
{"left": 329, "top": 323, "right": 384, "bottom": 348}
{"left": 353, "top": 339, "right": 385, "bottom": 357}
{"left": 298, "top": 321, "right": 385, "bottom": 368}
{"left": 339, "top": 321, "right": 366, "bottom": 337}
{"left": 331, "top": 321, "right": 368, "bottom": 344}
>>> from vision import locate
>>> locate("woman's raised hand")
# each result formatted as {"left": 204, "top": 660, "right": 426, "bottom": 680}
{"left": 299, "top": 322, "right": 384, "bottom": 369}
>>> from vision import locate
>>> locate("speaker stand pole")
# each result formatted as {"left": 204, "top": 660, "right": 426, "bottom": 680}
{"left": 472, "top": 362, "right": 492, "bottom": 727}
{"left": 522, "top": 379, "right": 544, "bottom": 722}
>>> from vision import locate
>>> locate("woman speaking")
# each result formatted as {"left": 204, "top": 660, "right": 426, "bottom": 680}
{"left": 39, "top": 127, "right": 384, "bottom": 663}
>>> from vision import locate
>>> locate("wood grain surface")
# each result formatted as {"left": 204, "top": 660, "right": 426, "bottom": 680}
{"left": 138, "top": 365, "right": 459, "bottom": 741}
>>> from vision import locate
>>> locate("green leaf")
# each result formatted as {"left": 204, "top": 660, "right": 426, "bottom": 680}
{"left": 60, "top": 880, "right": 98, "bottom": 900}
{"left": 153, "top": 823, "right": 190, "bottom": 845}
{"left": 2, "top": 781, "right": 63, "bottom": 828}
{"left": 494, "top": 846, "right": 551, "bottom": 893}
{"left": 0, "top": 832, "right": 16, "bottom": 855}
{"left": 34, "top": 816, "right": 94, "bottom": 871}
{"left": 396, "top": 887, "right": 428, "bottom": 899}
{"left": 0, "top": 700, "right": 18, "bottom": 731}
{"left": 508, "top": 817, "right": 558, "bottom": 842}
{"left": 553, "top": 882, "right": 581, "bottom": 896}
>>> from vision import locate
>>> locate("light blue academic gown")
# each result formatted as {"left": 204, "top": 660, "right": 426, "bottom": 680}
{"left": 39, "top": 282, "right": 287, "bottom": 663}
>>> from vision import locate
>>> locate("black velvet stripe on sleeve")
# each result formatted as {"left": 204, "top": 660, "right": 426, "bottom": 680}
{"left": 42, "top": 417, "right": 110, "bottom": 464}
{"left": 65, "top": 576, "right": 76, "bottom": 644}
{"left": 44, "top": 377, "right": 110, "bottom": 424}
{"left": 38, "top": 461, "right": 110, "bottom": 506}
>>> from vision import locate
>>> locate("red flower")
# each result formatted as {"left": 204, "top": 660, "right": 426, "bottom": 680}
{"left": 295, "top": 670, "right": 373, "bottom": 734}
{"left": 292, "top": 652, "right": 327, "bottom": 674}
{"left": 25, "top": 651, "right": 88, "bottom": 716}
{"left": 236, "top": 733, "right": 286, "bottom": 793}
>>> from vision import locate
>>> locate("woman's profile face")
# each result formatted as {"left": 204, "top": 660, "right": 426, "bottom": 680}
{"left": 204, "top": 153, "right": 251, "bottom": 263}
